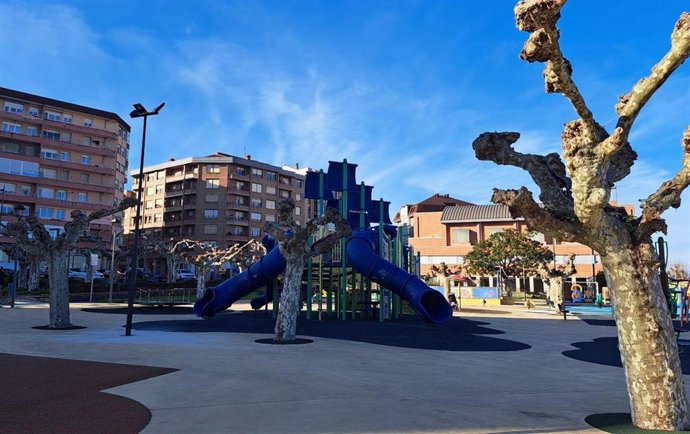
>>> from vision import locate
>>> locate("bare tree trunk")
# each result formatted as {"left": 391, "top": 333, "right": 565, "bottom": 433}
{"left": 18, "top": 263, "right": 27, "bottom": 291}
{"left": 167, "top": 257, "right": 176, "bottom": 283}
{"left": 28, "top": 256, "right": 41, "bottom": 291}
{"left": 47, "top": 251, "right": 71, "bottom": 328}
{"left": 274, "top": 257, "right": 305, "bottom": 342}
{"left": 547, "top": 276, "right": 563, "bottom": 311}
{"left": 196, "top": 267, "right": 207, "bottom": 299}
{"left": 603, "top": 247, "right": 690, "bottom": 430}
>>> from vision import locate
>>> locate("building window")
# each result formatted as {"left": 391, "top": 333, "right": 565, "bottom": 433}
{"left": 45, "top": 111, "right": 61, "bottom": 122}
{"left": 60, "top": 152, "right": 71, "bottom": 162}
{"left": 266, "top": 200, "right": 275, "bottom": 210}
{"left": 250, "top": 227, "right": 261, "bottom": 237}
{"left": 203, "top": 224, "right": 218, "bottom": 235}
{"left": 205, "top": 209, "right": 219, "bottom": 219}
{"left": 206, "top": 164, "right": 221, "bottom": 173}
{"left": 0, "top": 183, "right": 16, "bottom": 194}
{"left": 236, "top": 166, "right": 247, "bottom": 176}
{"left": 251, "top": 198, "right": 262, "bottom": 208}
{"left": 266, "top": 172, "right": 277, "bottom": 181}
{"left": 2, "top": 122, "right": 22, "bottom": 134}
{"left": 155, "top": 184, "right": 164, "bottom": 194}
{"left": 205, "top": 194, "right": 219, "bottom": 203}
{"left": 80, "top": 173, "right": 90, "bottom": 183}
{"left": 280, "top": 176, "right": 291, "bottom": 186}
{"left": 56, "top": 209, "right": 66, "bottom": 220}
{"left": 84, "top": 119, "right": 93, "bottom": 128}
{"left": 251, "top": 183, "right": 262, "bottom": 193}
{"left": 486, "top": 228, "right": 504, "bottom": 237}
{"left": 20, "top": 185, "right": 32, "bottom": 196}
{"left": 81, "top": 136, "right": 91, "bottom": 146}
{"left": 266, "top": 186, "right": 276, "bottom": 195}
{"left": 296, "top": 179, "right": 303, "bottom": 188}
{"left": 39, "top": 168, "right": 57, "bottom": 179}
{"left": 295, "top": 206, "right": 301, "bottom": 216}
{"left": 295, "top": 194, "right": 301, "bottom": 201}
{"left": 451, "top": 229, "right": 471, "bottom": 244}
{"left": 27, "top": 127, "right": 38, "bottom": 137}
{"left": 147, "top": 186, "right": 155, "bottom": 195}
{"left": 265, "top": 214, "right": 275, "bottom": 223}
{"left": 63, "top": 114, "right": 72, "bottom": 124}
{"left": 38, "top": 188, "right": 55, "bottom": 199}
{"left": 42, "top": 130, "right": 60, "bottom": 141}
{"left": 529, "top": 232, "right": 546, "bottom": 243}
{"left": 56, "top": 190, "right": 66, "bottom": 200}
{"left": 250, "top": 212, "right": 262, "bottom": 222}
{"left": 4, "top": 102, "right": 24, "bottom": 114}
{"left": 154, "top": 199, "right": 163, "bottom": 208}
{"left": 206, "top": 179, "right": 220, "bottom": 189}
{"left": 81, "top": 155, "right": 91, "bottom": 165}
{"left": 251, "top": 168, "right": 262, "bottom": 178}
{"left": 77, "top": 192, "right": 88, "bottom": 203}
{"left": 154, "top": 214, "right": 163, "bottom": 223}
{"left": 37, "top": 207, "right": 54, "bottom": 219}
{"left": 236, "top": 181, "right": 247, "bottom": 191}
{"left": 279, "top": 189, "right": 290, "bottom": 198}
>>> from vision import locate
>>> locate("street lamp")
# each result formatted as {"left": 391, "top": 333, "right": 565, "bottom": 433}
{"left": 125, "top": 102, "right": 165, "bottom": 336}
{"left": 109, "top": 217, "right": 120, "bottom": 304}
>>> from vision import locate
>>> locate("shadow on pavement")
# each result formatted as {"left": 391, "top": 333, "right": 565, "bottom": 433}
{"left": 132, "top": 311, "right": 531, "bottom": 352}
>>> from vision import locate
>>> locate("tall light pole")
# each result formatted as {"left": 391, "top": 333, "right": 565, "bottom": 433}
{"left": 109, "top": 217, "right": 120, "bottom": 304}
{"left": 126, "top": 102, "right": 165, "bottom": 336}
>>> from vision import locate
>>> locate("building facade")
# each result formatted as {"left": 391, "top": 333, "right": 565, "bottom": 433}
{"left": 125, "top": 153, "right": 308, "bottom": 251}
{"left": 0, "top": 87, "right": 130, "bottom": 268}
{"left": 395, "top": 194, "right": 630, "bottom": 292}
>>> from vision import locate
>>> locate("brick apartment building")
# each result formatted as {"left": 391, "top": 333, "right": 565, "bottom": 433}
{"left": 124, "top": 153, "right": 308, "bottom": 271}
{"left": 395, "top": 194, "right": 629, "bottom": 292}
{"left": 0, "top": 87, "right": 130, "bottom": 269}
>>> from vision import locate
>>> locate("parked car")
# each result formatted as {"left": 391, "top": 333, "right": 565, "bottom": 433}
{"left": 175, "top": 269, "right": 196, "bottom": 281}
{"left": 68, "top": 269, "right": 105, "bottom": 280}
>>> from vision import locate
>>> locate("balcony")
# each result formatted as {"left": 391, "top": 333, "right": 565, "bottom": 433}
{"left": 227, "top": 216, "right": 249, "bottom": 226}
{"left": 165, "top": 189, "right": 184, "bottom": 198}
{"left": 233, "top": 187, "right": 250, "bottom": 196}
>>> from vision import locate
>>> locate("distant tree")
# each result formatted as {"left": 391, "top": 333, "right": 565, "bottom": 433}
{"left": 4, "top": 198, "right": 135, "bottom": 328}
{"left": 172, "top": 238, "right": 266, "bottom": 299}
{"left": 463, "top": 229, "right": 554, "bottom": 293}
{"left": 471, "top": 1, "right": 690, "bottom": 428}
{"left": 668, "top": 263, "right": 689, "bottom": 280}
{"left": 428, "top": 262, "right": 461, "bottom": 296}
{"left": 264, "top": 198, "right": 351, "bottom": 342}
{"left": 538, "top": 253, "right": 576, "bottom": 311}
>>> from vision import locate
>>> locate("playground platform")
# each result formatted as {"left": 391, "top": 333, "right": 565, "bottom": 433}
{"left": 1, "top": 298, "right": 686, "bottom": 433}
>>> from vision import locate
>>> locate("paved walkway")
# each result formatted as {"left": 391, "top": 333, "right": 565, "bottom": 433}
{"left": 0, "top": 299, "right": 678, "bottom": 433}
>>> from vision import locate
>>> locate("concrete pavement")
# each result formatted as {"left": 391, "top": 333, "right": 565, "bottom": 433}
{"left": 0, "top": 300, "right": 663, "bottom": 433}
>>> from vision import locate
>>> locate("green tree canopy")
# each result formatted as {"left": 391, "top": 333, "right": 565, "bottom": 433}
{"left": 463, "top": 229, "right": 553, "bottom": 277}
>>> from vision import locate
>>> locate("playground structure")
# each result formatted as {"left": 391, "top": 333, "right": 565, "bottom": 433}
{"left": 194, "top": 160, "right": 452, "bottom": 323}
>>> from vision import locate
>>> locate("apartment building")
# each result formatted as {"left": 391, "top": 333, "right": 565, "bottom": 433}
{"left": 395, "top": 194, "right": 631, "bottom": 290}
{"left": 0, "top": 87, "right": 130, "bottom": 267}
{"left": 125, "top": 153, "right": 308, "bottom": 252}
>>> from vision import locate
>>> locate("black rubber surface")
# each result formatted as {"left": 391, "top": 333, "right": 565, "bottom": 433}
{"left": 563, "top": 336, "right": 690, "bottom": 374}
{"left": 585, "top": 412, "right": 685, "bottom": 433}
{"left": 82, "top": 306, "right": 194, "bottom": 315}
{"left": 132, "top": 311, "right": 531, "bottom": 352}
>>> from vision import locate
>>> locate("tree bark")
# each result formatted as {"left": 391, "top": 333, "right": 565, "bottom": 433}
{"left": 546, "top": 276, "right": 563, "bottom": 311}
{"left": 274, "top": 256, "right": 305, "bottom": 342}
{"left": 603, "top": 244, "right": 690, "bottom": 430}
{"left": 47, "top": 251, "right": 71, "bottom": 329}
{"left": 28, "top": 256, "right": 41, "bottom": 291}
{"left": 196, "top": 268, "right": 207, "bottom": 300}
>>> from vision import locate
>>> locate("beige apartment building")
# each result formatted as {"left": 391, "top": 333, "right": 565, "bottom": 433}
{"left": 395, "top": 194, "right": 632, "bottom": 292}
{"left": 0, "top": 87, "right": 130, "bottom": 268}
{"left": 125, "top": 153, "right": 308, "bottom": 256}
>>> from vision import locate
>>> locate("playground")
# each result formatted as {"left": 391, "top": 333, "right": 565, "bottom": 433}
{"left": 3, "top": 298, "right": 690, "bottom": 433}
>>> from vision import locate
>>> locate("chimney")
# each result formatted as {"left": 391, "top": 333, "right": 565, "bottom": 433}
{"left": 295, "top": 163, "right": 299, "bottom": 169}
{"left": 169, "top": 158, "right": 175, "bottom": 162}
{"left": 245, "top": 154, "right": 251, "bottom": 160}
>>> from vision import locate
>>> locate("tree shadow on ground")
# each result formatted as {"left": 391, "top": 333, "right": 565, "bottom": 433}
{"left": 130, "top": 311, "right": 531, "bottom": 352}
{"left": 563, "top": 337, "right": 690, "bottom": 374}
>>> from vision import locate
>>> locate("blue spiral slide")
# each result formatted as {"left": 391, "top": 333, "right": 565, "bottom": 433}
{"left": 194, "top": 230, "right": 452, "bottom": 323}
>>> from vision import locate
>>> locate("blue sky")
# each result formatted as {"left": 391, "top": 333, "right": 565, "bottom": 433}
{"left": 1, "top": 0, "right": 688, "bottom": 264}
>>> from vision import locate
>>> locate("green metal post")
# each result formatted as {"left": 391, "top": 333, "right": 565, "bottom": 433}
{"left": 327, "top": 268, "right": 333, "bottom": 316}
{"left": 392, "top": 232, "right": 399, "bottom": 319}
{"left": 341, "top": 159, "right": 348, "bottom": 320}
{"left": 307, "top": 254, "right": 313, "bottom": 320}
{"left": 318, "top": 169, "right": 325, "bottom": 216}
{"left": 378, "top": 198, "right": 385, "bottom": 322}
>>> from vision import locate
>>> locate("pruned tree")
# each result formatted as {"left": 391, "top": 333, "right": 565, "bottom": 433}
{"left": 4, "top": 198, "right": 136, "bottom": 329}
{"left": 538, "top": 253, "right": 576, "bottom": 311}
{"left": 172, "top": 238, "right": 266, "bottom": 299}
{"left": 669, "top": 262, "right": 689, "bottom": 280}
{"left": 264, "top": 198, "right": 351, "bottom": 342}
{"left": 471, "top": 1, "right": 690, "bottom": 429}
{"left": 148, "top": 238, "right": 185, "bottom": 283}
{"left": 0, "top": 244, "right": 42, "bottom": 292}
{"left": 428, "top": 262, "right": 461, "bottom": 296}
{"left": 464, "top": 229, "right": 554, "bottom": 294}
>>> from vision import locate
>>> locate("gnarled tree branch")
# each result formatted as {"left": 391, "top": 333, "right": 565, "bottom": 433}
{"left": 473, "top": 131, "right": 575, "bottom": 217}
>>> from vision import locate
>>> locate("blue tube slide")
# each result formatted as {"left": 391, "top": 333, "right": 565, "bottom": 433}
{"left": 194, "top": 246, "right": 286, "bottom": 318}
{"left": 346, "top": 230, "right": 452, "bottom": 323}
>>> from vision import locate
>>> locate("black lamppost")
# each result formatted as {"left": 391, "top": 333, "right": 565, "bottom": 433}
{"left": 125, "top": 102, "right": 164, "bottom": 336}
